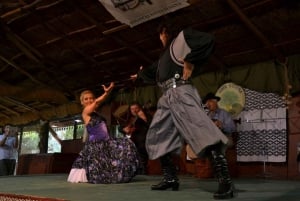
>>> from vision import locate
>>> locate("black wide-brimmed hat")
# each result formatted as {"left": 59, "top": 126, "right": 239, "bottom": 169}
{"left": 202, "top": 93, "right": 221, "bottom": 104}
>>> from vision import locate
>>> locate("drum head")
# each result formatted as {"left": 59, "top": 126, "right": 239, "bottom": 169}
{"left": 216, "top": 82, "right": 245, "bottom": 117}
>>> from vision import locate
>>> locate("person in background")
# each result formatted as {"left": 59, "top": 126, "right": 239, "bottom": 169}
{"left": 68, "top": 82, "right": 140, "bottom": 184}
{"left": 0, "top": 124, "right": 19, "bottom": 176}
{"left": 119, "top": 102, "right": 150, "bottom": 174}
{"left": 202, "top": 93, "right": 236, "bottom": 147}
{"left": 131, "top": 21, "right": 235, "bottom": 199}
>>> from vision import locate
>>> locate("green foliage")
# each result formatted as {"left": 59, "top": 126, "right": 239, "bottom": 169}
{"left": 20, "top": 131, "right": 39, "bottom": 154}
{"left": 20, "top": 123, "right": 85, "bottom": 154}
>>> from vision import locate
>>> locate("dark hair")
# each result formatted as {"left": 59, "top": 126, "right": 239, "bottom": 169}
{"left": 125, "top": 102, "right": 143, "bottom": 120}
{"left": 129, "top": 101, "right": 142, "bottom": 108}
{"left": 157, "top": 19, "right": 181, "bottom": 46}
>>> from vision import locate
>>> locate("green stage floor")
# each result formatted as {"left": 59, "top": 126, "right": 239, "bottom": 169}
{"left": 0, "top": 174, "right": 299, "bottom": 201}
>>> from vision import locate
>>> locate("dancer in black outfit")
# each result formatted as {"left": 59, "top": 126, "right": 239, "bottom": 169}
{"left": 131, "top": 21, "right": 236, "bottom": 199}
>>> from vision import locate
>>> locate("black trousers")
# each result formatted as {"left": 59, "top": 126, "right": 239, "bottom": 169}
{"left": 0, "top": 159, "right": 16, "bottom": 176}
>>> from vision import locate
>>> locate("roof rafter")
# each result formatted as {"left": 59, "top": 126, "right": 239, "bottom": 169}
{"left": 1, "top": 97, "right": 39, "bottom": 114}
{"left": 72, "top": 1, "right": 153, "bottom": 64}
{"left": 0, "top": 54, "right": 45, "bottom": 86}
{"left": 0, "top": 102, "right": 20, "bottom": 116}
{"left": 226, "top": 0, "right": 286, "bottom": 62}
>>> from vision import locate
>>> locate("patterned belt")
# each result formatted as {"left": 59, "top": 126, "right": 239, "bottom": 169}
{"left": 158, "top": 78, "right": 191, "bottom": 91}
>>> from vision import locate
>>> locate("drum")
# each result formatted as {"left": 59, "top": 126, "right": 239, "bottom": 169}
{"left": 216, "top": 82, "right": 245, "bottom": 117}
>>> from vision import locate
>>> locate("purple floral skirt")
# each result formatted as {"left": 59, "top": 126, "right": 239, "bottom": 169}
{"left": 71, "top": 137, "right": 140, "bottom": 184}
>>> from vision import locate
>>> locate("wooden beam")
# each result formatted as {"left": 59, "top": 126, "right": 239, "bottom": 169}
{"left": 222, "top": 38, "right": 300, "bottom": 59}
{"left": 0, "top": 113, "right": 11, "bottom": 119}
{"left": 0, "top": 0, "right": 42, "bottom": 19}
{"left": 102, "top": 24, "right": 129, "bottom": 35}
{"left": 226, "top": 0, "right": 286, "bottom": 63}
{"left": 0, "top": 54, "right": 45, "bottom": 86}
{"left": 93, "top": 47, "right": 127, "bottom": 58}
{"left": 2, "top": 97, "right": 39, "bottom": 114}
{"left": 18, "top": 5, "right": 114, "bottom": 78}
{"left": 4, "top": 27, "right": 41, "bottom": 62}
{"left": 0, "top": 102, "right": 20, "bottom": 116}
{"left": 73, "top": 3, "right": 153, "bottom": 64}
{"left": 1, "top": 2, "right": 76, "bottom": 99}
{"left": 35, "top": 0, "right": 64, "bottom": 10}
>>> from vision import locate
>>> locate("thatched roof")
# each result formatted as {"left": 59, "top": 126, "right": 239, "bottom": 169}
{"left": 0, "top": 0, "right": 299, "bottom": 126}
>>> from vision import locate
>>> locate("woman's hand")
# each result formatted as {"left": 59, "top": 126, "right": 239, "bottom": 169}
{"left": 102, "top": 82, "right": 114, "bottom": 93}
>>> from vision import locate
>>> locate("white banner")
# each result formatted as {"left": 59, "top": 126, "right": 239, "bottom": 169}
{"left": 99, "top": 0, "right": 190, "bottom": 27}
{"left": 236, "top": 88, "right": 287, "bottom": 162}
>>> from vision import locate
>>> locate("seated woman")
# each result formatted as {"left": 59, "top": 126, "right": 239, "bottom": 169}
{"left": 68, "top": 82, "right": 140, "bottom": 184}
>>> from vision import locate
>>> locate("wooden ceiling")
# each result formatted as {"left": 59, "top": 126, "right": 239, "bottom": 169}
{"left": 0, "top": 0, "right": 299, "bottom": 126}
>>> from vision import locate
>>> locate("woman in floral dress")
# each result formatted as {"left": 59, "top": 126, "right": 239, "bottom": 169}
{"left": 68, "top": 82, "right": 139, "bottom": 184}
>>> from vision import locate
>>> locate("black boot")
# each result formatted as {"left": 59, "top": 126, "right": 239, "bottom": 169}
{"left": 210, "top": 150, "right": 236, "bottom": 199}
{"left": 151, "top": 154, "right": 179, "bottom": 191}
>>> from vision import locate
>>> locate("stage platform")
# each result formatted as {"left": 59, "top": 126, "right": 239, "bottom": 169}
{"left": 0, "top": 174, "right": 299, "bottom": 201}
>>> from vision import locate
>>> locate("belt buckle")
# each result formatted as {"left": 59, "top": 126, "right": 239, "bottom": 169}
{"left": 172, "top": 78, "right": 176, "bottom": 88}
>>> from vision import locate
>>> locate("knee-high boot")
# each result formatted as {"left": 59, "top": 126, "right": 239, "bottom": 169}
{"left": 151, "top": 154, "right": 179, "bottom": 191}
{"left": 210, "top": 150, "right": 236, "bottom": 199}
